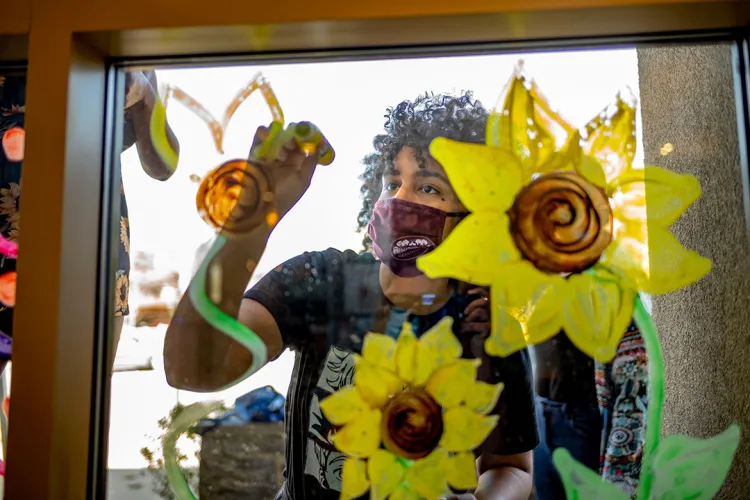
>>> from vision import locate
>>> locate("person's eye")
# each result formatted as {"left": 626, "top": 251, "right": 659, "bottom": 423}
{"left": 420, "top": 184, "right": 440, "bottom": 195}
{"left": 383, "top": 181, "right": 400, "bottom": 192}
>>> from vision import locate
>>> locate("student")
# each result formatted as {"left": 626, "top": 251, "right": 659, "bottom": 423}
{"left": 115, "top": 70, "right": 180, "bottom": 355}
{"left": 532, "top": 335, "right": 603, "bottom": 499}
{"left": 0, "top": 68, "right": 179, "bottom": 372}
{"left": 164, "top": 92, "right": 539, "bottom": 500}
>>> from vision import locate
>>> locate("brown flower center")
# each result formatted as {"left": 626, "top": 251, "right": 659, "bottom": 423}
{"left": 508, "top": 172, "right": 613, "bottom": 274}
{"left": 196, "top": 159, "right": 275, "bottom": 234}
{"left": 381, "top": 388, "right": 443, "bottom": 460}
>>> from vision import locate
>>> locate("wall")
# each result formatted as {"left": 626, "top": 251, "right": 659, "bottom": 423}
{"left": 637, "top": 43, "right": 750, "bottom": 498}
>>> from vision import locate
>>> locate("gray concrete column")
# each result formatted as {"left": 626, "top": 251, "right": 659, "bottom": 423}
{"left": 637, "top": 44, "right": 750, "bottom": 498}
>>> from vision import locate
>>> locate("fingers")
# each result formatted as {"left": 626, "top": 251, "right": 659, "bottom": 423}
{"left": 466, "top": 286, "right": 489, "bottom": 298}
{"left": 250, "top": 126, "right": 270, "bottom": 154}
{"left": 458, "top": 318, "right": 490, "bottom": 337}
{"left": 298, "top": 135, "right": 330, "bottom": 183}
{"left": 460, "top": 288, "right": 490, "bottom": 337}
{"left": 463, "top": 288, "right": 489, "bottom": 317}
{"left": 464, "top": 304, "right": 489, "bottom": 323}
{"left": 250, "top": 123, "right": 331, "bottom": 179}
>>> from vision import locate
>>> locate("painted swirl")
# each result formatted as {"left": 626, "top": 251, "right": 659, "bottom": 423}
{"left": 508, "top": 172, "right": 613, "bottom": 274}
{"left": 196, "top": 159, "right": 276, "bottom": 235}
{"left": 381, "top": 388, "right": 443, "bottom": 460}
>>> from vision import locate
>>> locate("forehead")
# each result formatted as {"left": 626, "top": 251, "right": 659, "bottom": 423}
{"left": 384, "top": 146, "right": 446, "bottom": 176}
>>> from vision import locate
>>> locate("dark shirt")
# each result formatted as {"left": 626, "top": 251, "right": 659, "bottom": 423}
{"left": 533, "top": 332, "right": 597, "bottom": 405}
{"left": 244, "top": 248, "right": 539, "bottom": 500}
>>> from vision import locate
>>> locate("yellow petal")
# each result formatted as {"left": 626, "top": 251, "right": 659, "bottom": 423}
{"left": 610, "top": 165, "right": 702, "bottom": 226}
{"left": 599, "top": 220, "right": 648, "bottom": 291}
{"left": 582, "top": 94, "right": 637, "bottom": 185}
{"left": 405, "top": 449, "right": 449, "bottom": 500}
{"left": 367, "top": 450, "right": 405, "bottom": 500}
{"left": 485, "top": 302, "right": 526, "bottom": 358}
{"left": 395, "top": 324, "right": 418, "bottom": 385}
{"left": 523, "top": 283, "right": 566, "bottom": 346}
{"left": 502, "top": 261, "right": 565, "bottom": 345}
{"left": 332, "top": 408, "right": 382, "bottom": 458}
{"left": 426, "top": 359, "right": 480, "bottom": 409}
{"left": 417, "top": 317, "right": 463, "bottom": 368}
{"left": 418, "top": 213, "right": 520, "bottom": 286}
{"left": 412, "top": 343, "right": 436, "bottom": 387}
{"left": 575, "top": 154, "right": 607, "bottom": 189}
{"left": 488, "top": 69, "right": 575, "bottom": 176}
{"left": 486, "top": 263, "right": 565, "bottom": 357}
{"left": 429, "top": 138, "right": 523, "bottom": 212}
{"left": 362, "top": 332, "right": 397, "bottom": 372}
{"left": 562, "top": 268, "right": 636, "bottom": 362}
{"left": 395, "top": 323, "right": 436, "bottom": 387}
{"left": 440, "top": 406, "right": 499, "bottom": 452}
{"left": 603, "top": 223, "right": 712, "bottom": 295}
{"left": 340, "top": 458, "right": 370, "bottom": 500}
{"left": 390, "top": 486, "right": 420, "bottom": 500}
{"left": 319, "top": 386, "right": 367, "bottom": 426}
{"left": 465, "top": 381, "right": 504, "bottom": 415}
{"left": 446, "top": 451, "right": 479, "bottom": 490}
{"left": 354, "top": 356, "right": 403, "bottom": 408}
{"left": 646, "top": 227, "right": 711, "bottom": 294}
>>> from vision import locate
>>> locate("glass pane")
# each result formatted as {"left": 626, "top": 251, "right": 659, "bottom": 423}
{"left": 0, "top": 63, "right": 25, "bottom": 496}
{"left": 105, "top": 44, "right": 748, "bottom": 500}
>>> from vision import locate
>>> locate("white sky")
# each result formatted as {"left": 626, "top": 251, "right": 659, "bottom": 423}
{"left": 111, "top": 50, "right": 643, "bottom": 466}
{"left": 121, "top": 49, "right": 642, "bottom": 292}
{"left": 109, "top": 49, "right": 643, "bottom": 472}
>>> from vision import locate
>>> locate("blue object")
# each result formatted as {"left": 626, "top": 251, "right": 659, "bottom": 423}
{"left": 533, "top": 395, "right": 602, "bottom": 500}
{"left": 196, "top": 386, "right": 285, "bottom": 435}
{"left": 0, "top": 331, "right": 11, "bottom": 359}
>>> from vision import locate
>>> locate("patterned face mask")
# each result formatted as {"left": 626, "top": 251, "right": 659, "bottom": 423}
{"left": 368, "top": 198, "right": 467, "bottom": 278}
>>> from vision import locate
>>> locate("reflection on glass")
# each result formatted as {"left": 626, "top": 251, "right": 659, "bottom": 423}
{"left": 414, "top": 65, "right": 737, "bottom": 500}
{"left": 113, "top": 69, "right": 181, "bottom": 369}
{"left": 0, "top": 65, "right": 182, "bottom": 498}
{"left": 105, "top": 48, "right": 742, "bottom": 500}
{"left": 0, "top": 66, "right": 25, "bottom": 495}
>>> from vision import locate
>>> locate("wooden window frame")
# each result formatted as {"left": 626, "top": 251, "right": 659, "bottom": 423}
{"left": 0, "top": 1, "right": 748, "bottom": 498}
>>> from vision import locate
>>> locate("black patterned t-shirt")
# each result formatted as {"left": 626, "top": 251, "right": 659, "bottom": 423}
{"left": 244, "top": 248, "right": 539, "bottom": 500}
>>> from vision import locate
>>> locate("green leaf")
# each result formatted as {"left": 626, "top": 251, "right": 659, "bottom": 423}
{"left": 644, "top": 424, "right": 740, "bottom": 500}
{"left": 553, "top": 448, "right": 629, "bottom": 500}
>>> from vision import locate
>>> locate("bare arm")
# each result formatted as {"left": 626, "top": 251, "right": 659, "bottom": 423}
{"left": 164, "top": 125, "right": 322, "bottom": 391}
{"left": 472, "top": 451, "right": 534, "bottom": 500}
{"left": 124, "top": 70, "right": 180, "bottom": 180}
{"left": 163, "top": 222, "right": 284, "bottom": 391}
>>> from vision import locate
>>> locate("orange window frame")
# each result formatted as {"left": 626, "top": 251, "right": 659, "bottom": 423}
{"left": 1, "top": 1, "right": 748, "bottom": 498}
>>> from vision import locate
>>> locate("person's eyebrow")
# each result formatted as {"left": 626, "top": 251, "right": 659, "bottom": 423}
{"left": 383, "top": 167, "right": 400, "bottom": 176}
{"left": 415, "top": 169, "right": 450, "bottom": 185}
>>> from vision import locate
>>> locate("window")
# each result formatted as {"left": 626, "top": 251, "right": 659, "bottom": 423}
{"left": 101, "top": 41, "right": 750, "bottom": 500}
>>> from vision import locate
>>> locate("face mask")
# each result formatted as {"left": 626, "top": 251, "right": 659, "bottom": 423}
{"left": 368, "top": 198, "right": 467, "bottom": 278}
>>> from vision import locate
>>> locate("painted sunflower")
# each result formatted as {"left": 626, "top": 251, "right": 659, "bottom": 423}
{"left": 320, "top": 317, "right": 504, "bottom": 500}
{"left": 417, "top": 65, "right": 711, "bottom": 362}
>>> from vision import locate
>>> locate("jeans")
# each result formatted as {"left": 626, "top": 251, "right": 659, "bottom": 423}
{"left": 533, "top": 395, "right": 603, "bottom": 500}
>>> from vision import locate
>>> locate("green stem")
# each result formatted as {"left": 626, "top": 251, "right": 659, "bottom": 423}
{"left": 165, "top": 235, "right": 269, "bottom": 500}
{"left": 189, "top": 234, "right": 268, "bottom": 386}
{"left": 632, "top": 294, "right": 665, "bottom": 499}
{"left": 163, "top": 401, "right": 224, "bottom": 500}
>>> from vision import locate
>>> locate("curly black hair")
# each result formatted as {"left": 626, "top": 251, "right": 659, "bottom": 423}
{"left": 357, "top": 91, "right": 489, "bottom": 249}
